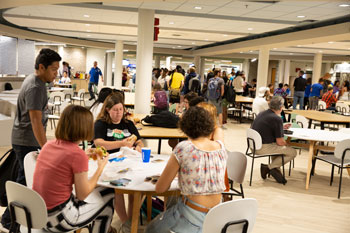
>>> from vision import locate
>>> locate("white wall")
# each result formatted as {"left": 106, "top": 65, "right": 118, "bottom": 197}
{"left": 86, "top": 48, "right": 106, "bottom": 77}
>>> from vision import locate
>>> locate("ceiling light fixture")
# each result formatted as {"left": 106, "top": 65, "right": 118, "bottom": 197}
{"left": 81, "top": 47, "right": 85, "bottom": 49}
{"left": 249, "top": 50, "right": 253, "bottom": 53}
{"left": 177, "top": 46, "right": 182, "bottom": 48}
{"left": 328, "top": 41, "right": 334, "bottom": 44}
{"left": 319, "top": 50, "right": 323, "bottom": 53}
{"left": 204, "top": 39, "right": 209, "bottom": 41}
{"left": 339, "top": 4, "right": 350, "bottom": 7}
{"left": 191, "top": 42, "right": 196, "bottom": 45}
{"left": 83, "top": 14, "right": 90, "bottom": 18}
{"left": 248, "top": 28, "right": 253, "bottom": 31}
{"left": 123, "top": 49, "right": 129, "bottom": 52}
{"left": 239, "top": 52, "right": 243, "bottom": 53}
{"left": 251, "top": 58, "right": 257, "bottom": 62}
{"left": 169, "top": 22, "right": 174, "bottom": 25}
{"left": 87, "top": 34, "right": 91, "bottom": 37}
{"left": 273, "top": 48, "right": 277, "bottom": 50}
{"left": 223, "top": 34, "right": 228, "bottom": 37}
{"left": 289, "top": 53, "right": 293, "bottom": 55}
{"left": 194, "top": 6, "right": 202, "bottom": 10}
{"left": 297, "top": 15, "right": 305, "bottom": 18}
{"left": 85, "top": 24, "right": 90, "bottom": 26}
{"left": 297, "top": 45, "right": 301, "bottom": 47}
{"left": 86, "top": 30, "right": 91, "bottom": 32}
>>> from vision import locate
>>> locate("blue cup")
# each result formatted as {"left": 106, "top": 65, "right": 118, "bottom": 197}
{"left": 141, "top": 148, "right": 151, "bottom": 163}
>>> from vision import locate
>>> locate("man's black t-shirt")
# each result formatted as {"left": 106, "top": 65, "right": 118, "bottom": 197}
{"left": 251, "top": 109, "right": 283, "bottom": 144}
{"left": 94, "top": 119, "right": 141, "bottom": 154}
{"left": 293, "top": 76, "right": 307, "bottom": 92}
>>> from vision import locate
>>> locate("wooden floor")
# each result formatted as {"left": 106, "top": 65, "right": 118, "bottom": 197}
{"left": 1, "top": 118, "right": 349, "bottom": 233}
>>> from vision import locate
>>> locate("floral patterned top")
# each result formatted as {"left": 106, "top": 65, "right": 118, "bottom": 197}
{"left": 173, "top": 140, "right": 227, "bottom": 195}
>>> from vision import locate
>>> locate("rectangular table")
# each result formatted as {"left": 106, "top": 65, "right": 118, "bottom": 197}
{"left": 286, "top": 128, "right": 350, "bottom": 189}
{"left": 234, "top": 95, "right": 254, "bottom": 123}
{"left": 287, "top": 110, "right": 350, "bottom": 129}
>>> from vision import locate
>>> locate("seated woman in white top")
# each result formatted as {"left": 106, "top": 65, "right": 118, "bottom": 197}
{"left": 253, "top": 87, "right": 269, "bottom": 115}
{"left": 339, "top": 80, "right": 350, "bottom": 101}
{"left": 60, "top": 71, "right": 71, "bottom": 83}
{"left": 145, "top": 106, "right": 227, "bottom": 233}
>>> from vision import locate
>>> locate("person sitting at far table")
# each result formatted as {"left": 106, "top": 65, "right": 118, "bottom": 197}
{"left": 251, "top": 96, "right": 297, "bottom": 184}
{"left": 60, "top": 71, "right": 71, "bottom": 84}
{"left": 145, "top": 106, "right": 227, "bottom": 233}
{"left": 322, "top": 86, "right": 338, "bottom": 111}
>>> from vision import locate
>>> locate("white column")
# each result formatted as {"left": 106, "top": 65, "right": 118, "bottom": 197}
{"left": 135, "top": 9, "right": 154, "bottom": 114}
{"left": 200, "top": 57, "right": 206, "bottom": 82}
{"left": 154, "top": 55, "right": 160, "bottom": 68}
{"left": 312, "top": 52, "right": 323, "bottom": 84}
{"left": 106, "top": 52, "right": 113, "bottom": 86}
{"left": 114, "top": 40, "right": 123, "bottom": 89}
{"left": 242, "top": 59, "right": 250, "bottom": 80}
{"left": 194, "top": 56, "right": 200, "bottom": 68}
{"left": 166, "top": 56, "right": 172, "bottom": 70}
{"left": 324, "top": 62, "right": 331, "bottom": 74}
{"left": 283, "top": 59, "right": 290, "bottom": 85}
{"left": 277, "top": 60, "right": 285, "bottom": 84}
{"left": 256, "top": 47, "right": 270, "bottom": 96}
{"left": 58, "top": 46, "right": 64, "bottom": 61}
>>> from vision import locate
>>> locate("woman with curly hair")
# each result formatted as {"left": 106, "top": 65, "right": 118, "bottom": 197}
{"left": 145, "top": 106, "right": 227, "bottom": 233}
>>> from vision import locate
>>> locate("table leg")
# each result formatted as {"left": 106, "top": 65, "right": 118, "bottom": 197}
{"left": 306, "top": 141, "right": 315, "bottom": 190}
{"left": 158, "top": 139, "right": 162, "bottom": 154}
{"left": 131, "top": 192, "right": 141, "bottom": 233}
{"left": 239, "top": 103, "right": 242, "bottom": 123}
{"left": 321, "top": 122, "right": 325, "bottom": 130}
{"left": 147, "top": 195, "right": 152, "bottom": 223}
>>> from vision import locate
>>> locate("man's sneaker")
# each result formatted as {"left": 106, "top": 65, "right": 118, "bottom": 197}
{"left": 270, "top": 168, "right": 287, "bottom": 184}
{"left": 260, "top": 164, "right": 270, "bottom": 179}
{"left": 88, "top": 97, "right": 95, "bottom": 101}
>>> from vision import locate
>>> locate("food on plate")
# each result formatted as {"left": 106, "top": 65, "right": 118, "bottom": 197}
{"left": 133, "top": 117, "right": 140, "bottom": 124}
{"left": 126, "top": 134, "right": 137, "bottom": 144}
{"left": 89, "top": 146, "right": 108, "bottom": 160}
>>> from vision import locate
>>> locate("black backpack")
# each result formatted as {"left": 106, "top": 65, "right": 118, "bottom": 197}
{"left": 189, "top": 76, "right": 201, "bottom": 94}
{"left": 224, "top": 85, "right": 236, "bottom": 104}
{"left": 0, "top": 149, "right": 19, "bottom": 207}
{"left": 4, "top": 83, "right": 13, "bottom": 91}
{"left": 141, "top": 111, "right": 180, "bottom": 128}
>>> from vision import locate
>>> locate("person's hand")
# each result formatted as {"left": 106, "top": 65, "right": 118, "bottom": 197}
{"left": 96, "top": 154, "right": 108, "bottom": 170}
{"left": 134, "top": 143, "right": 142, "bottom": 152}
{"left": 122, "top": 138, "right": 133, "bottom": 148}
{"left": 283, "top": 123, "right": 292, "bottom": 129}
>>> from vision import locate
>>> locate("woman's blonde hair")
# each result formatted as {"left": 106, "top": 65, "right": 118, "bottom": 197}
{"left": 196, "top": 102, "right": 218, "bottom": 126}
{"left": 96, "top": 92, "right": 125, "bottom": 124}
{"left": 55, "top": 105, "right": 94, "bottom": 142}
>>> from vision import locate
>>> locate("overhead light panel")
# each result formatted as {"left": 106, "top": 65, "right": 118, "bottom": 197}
{"left": 251, "top": 58, "right": 257, "bottom": 62}
{"left": 328, "top": 41, "right": 334, "bottom": 44}
{"left": 83, "top": 14, "right": 90, "bottom": 18}
{"left": 223, "top": 34, "right": 228, "bottom": 37}
{"left": 339, "top": 4, "right": 350, "bottom": 7}
{"left": 123, "top": 49, "right": 129, "bottom": 52}
{"left": 191, "top": 42, "right": 196, "bottom": 45}
{"left": 273, "top": 48, "right": 277, "bottom": 50}
{"left": 248, "top": 28, "right": 253, "bottom": 31}
{"left": 85, "top": 24, "right": 90, "bottom": 26}
{"left": 289, "top": 53, "right": 293, "bottom": 55}
{"left": 194, "top": 6, "right": 202, "bottom": 10}
{"left": 169, "top": 22, "right": 174, "bottom": 25}
{"left": 297, "top": 15, "right": 305, "bottom": 18}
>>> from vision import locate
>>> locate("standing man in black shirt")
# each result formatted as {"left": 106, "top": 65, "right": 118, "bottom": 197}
{"left": 251, "top": 96, "right": 297, "bottom": 184}
{"left": 293, "top": 70, "right": 307, "bottom": 109}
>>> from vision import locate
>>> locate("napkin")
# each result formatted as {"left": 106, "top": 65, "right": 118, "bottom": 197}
{"left": 120, "top": 146, "right": 142, "bottom": 158}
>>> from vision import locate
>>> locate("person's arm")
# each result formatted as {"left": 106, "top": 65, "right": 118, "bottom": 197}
{"left": 221, "top": 83, "right": 224, "bottom": 97}
{"left": 29, "top": 110, "right": 47, "bottom": 147}
{"left": 94, "top": 138, "right": 133, "bottom": 150}
{"left": 100, "top": 74, "right": 104, "bottom": 82}
{"left": 212, "top": 126, "right": 224, "bottom": 142}
{"left": 155, "top": 155, "right": 179, "bottom": 193}
{"left": 276, "top": 137, "right": 287, "bottom": 146}
{"left": 74, "top": 156, "right": 108, "bottom": 200}
{"left": 134, "top": 140, "right": 144, "bottom": 152}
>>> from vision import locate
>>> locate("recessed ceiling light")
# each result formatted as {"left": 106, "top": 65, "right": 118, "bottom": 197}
{"left": 87, "top": 34, "right": 91, "bottom": 37}
{"left": 85, "top": 24, "right": 90, "bottom": 26}
{"left": 81, "top": 46, "right": 85, "bottom": 49}
{"left": 348, "top": 48, "right": 350, "bottom": 50}
{"left": 297, "top": 45, "right": 301, "bottom": 47}
{"left": 328, "top": 41, "right": 334, "bottom": 44}
{"left": 251, "top": 58, "right": 257, "bottom": 62}
{"left": 289, "top": 53, "right": 293, "bottom": 55}
{"left": 273, "top": 48, "right": 277, "bottom": 50}
{"left": 172, "top": 47, "right": 176, "bottom": 49}
{"left": 339, "top": 4, "right": 350, "bottom": 7}
{"left": 239, "top": 52, "right": 243, "bottom": 53}
{"left": 205, "top": 39, "right": 209, "bottom": 41}
{"left": 177, "top": 45, "right": 182, "bottom": 48}
{"left": 83, "top": 14, "right": 90, "bottom": 18}
{"left": 194, "top": 6, "right": 202, "bottom": 10}
{"left": 223, "top": 34, "right": 228, "bottom": 37}
{"left": 319, "top": 50, "right": 323, "bottom": 53}
{"left": 249, "top": 50, "right": 253, "bottom": 53}
{"left": 297, "top": 15, "right": 305, "bottom": 18}
{"left": 248, "top": 28, "right": 253, "bottom": 31}
{"left": 123, "top": 49, "right": 129, "bottom": 52}
{"left": 191, "top": 42, "right": 196, "bottom": 45}
{"left": 169, "top": 22, "right": 174, "bottom": 25}
{"left": 86, "top": 30, "right": 91, "bottom": 32}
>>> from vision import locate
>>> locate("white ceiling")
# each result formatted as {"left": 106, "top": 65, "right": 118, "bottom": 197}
{"left": 2, "top": 0, "right": 350, "bottom": 57}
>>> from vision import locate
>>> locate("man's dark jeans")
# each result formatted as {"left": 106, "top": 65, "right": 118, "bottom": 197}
{"left": 1, "top": 145, "right": 40, "bottom": 229}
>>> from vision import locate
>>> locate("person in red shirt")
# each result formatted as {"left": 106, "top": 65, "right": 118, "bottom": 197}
{"left": 322, "top": 86, "right": 337, "bottom": 110}
{"left": 33, "top": 105, "right": 115, "bottom": 233}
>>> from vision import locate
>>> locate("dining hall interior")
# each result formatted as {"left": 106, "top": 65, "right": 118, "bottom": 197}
{"left": 0, "top": 0, "right": 350, "bottom": 233}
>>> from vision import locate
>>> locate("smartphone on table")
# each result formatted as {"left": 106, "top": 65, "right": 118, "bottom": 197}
{"left": 110, "top": 178, "right": 131, "bottom": 186}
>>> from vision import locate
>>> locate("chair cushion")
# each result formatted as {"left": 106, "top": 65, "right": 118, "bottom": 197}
{"left": 317, "top": 155, "right": 350, "bottom": 166}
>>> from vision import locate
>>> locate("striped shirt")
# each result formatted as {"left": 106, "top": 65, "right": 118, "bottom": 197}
{"left": 321, "top": 91, "right": 337, "bottom": 109}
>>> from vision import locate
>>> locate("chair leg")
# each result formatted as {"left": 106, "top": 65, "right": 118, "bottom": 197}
{"left": 249, "top": 157, "right": 255, "bottom": 186}
{"left": 330, "top": 165, "right": 334, "bottom": 186}
{"left": 338, "top": 167, "right": 343, "bottom": 199}
{"left": 289, "top": 160, "right": 292, "bottom": 176}
{"left": 268, "top": 156, "right": 271, "bottom": 178}
{"left": 293, "top": 159, "right": 295, "bottom": 168}
{"left": 281, "top": 156, "right": 285, "bottom": 185}
{"left": 240, "top": 184, "right": 244, "bottom": 199}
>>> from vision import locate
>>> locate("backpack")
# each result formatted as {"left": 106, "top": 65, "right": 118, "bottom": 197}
{"left": 189, "top": 76, "right": 201, "bottom": 93}
{"left": 140, "top": 197, "right": 164, "bottom": 221}
{"left": 208, "top": 77, "right": 221, "bottom": 100}
{"left": 141, "top": 111, "right": 179, "bottom": 128}
{"left": 4, "top": 83, "right": 13, "bottom": 91}
{"left": 154, "top": 91, "right": 168, "bottom": 109}
{"left": 0, "top": 149, "right": 19, "bottom": 207}
{"left": 224, "top": 85, "right": 236, "bottom": 104}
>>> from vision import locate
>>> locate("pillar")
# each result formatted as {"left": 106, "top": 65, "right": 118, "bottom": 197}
{"left": 256, "top": 47, "right": 270, "bottom": 97}
{"left": 200, "top": 57, "right": 206, "bottom": 83}
{"left": 277, "top": 60, "right": 285, "bottom": 85}
{"left": 312, "top": 52, "right": 322, "bottom": 84}
{"left": 106, "top": 52, "right": 113, "bottom": 86}
{"left": 135, "top": 9, "right": 154, "bottom": 114}
{"left": 324, "top": 62, "right": 331, "bottom": 74}
{"left": 166, "top": 56, "right": 172, "bottom": 70}
{"left": 283, "top": 59, "right": 290, "bottom": 85}
{"left": 154, "top": 55, "right": 160, "bottom": 68}
{"left": 242, "top": 59, "right": 250, "bottom": 81}
{"left": 114, "top": 40, "right": 123, "bottom": 89}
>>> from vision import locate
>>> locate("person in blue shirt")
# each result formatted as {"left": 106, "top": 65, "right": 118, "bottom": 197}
{"left": 304, "top": 78, "right": 312, "bottom": 109}
{"left": 88, "top": 61, "right": 103, "bottom": 100}
{"left": 309, "top": 78, "right": 324, "bottom": 110}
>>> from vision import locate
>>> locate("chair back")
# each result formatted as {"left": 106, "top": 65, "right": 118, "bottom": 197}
{"left": 296, "top": 115, "right": 308, "bottom": 128}
{"left": 78, "top": 89, "right": 85, "bottom": 98}
{"left": 334, "top": 139, "right": 350, "bottom": 161}
{"left": 24, "top": 151, "right": 38, "bottom": 188}
{"left": 227, "top": 151, "right": 247, "bottom": 184}
{"left": 202, "top": 198, "right": 258, "bottom": 233}
{"left": 246, "top": 128, "right": 262, "bottom": 151}
{"left": 49, "top": 91, "right": 64, "bottom": 103}
{"left": 6, "top": 181, "right": 47, "bottom": 229}
{"left": 318, "top": 100, "right": 326, "bottom": 110}
{"left": 63, "top": 89, "right": 74, "bottom": 102}
{"left": 336, "top": 102, "right": 349, "bottom": 113}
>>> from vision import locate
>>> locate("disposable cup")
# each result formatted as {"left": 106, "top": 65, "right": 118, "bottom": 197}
{"left": 141, "top": 148, "right": 151, "bottom": 163}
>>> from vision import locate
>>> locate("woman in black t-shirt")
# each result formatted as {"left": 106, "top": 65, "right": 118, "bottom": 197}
{"left": 94, "top": 92, "right": 144, "bottom": 230}
{"left": 94, "top": 93, "right": 143, "bottom": 154}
